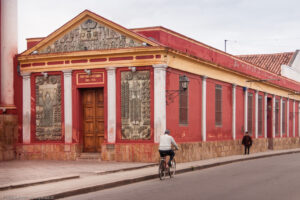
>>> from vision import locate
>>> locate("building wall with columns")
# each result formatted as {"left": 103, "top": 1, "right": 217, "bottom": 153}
{"left": 16, "top": 10, "right": 300, "bottom": 162}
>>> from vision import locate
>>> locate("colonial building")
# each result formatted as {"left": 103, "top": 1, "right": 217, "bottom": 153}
{"left": 16, "top": 10, "right": 300, "bottom": 162}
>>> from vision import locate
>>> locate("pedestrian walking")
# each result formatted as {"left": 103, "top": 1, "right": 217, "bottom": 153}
{"left": 242, "top": 131, "right": 252, "bottom": 155}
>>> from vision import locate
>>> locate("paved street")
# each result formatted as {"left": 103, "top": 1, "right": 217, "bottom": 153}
{"left": 64, "top": 153, "right": 300, "bottom": 200}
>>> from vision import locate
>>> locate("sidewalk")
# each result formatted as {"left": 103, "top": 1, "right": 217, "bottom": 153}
{"left": 1, "top": 148, "right": 300, "bottom": 200}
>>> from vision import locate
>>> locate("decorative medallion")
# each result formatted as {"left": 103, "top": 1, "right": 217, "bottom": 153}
{"left": 35, "top": 75, "right": 62, "bottom": 141}
{"left": 121, "top": 70, "right": 151, "bottom": 140}
{"left": 38, "top": 19, "right": 142, "bottom": 54}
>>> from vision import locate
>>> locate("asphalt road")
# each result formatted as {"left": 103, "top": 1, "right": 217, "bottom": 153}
{"left": 63, "top": 153, "right": 300, "bottom": 200}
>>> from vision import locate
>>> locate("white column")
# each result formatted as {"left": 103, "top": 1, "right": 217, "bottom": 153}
{"left": 22, "top": 72, "right": 31, "bottom": 144}
{"left": 255, "top": 90, "right": 258, "bottom": 138}
{"left": 293, "top": 100, "right": 295, "bottom": 137}
{"left": 287, "top": 98, "right": 289, "bottom": 137}
{"left": 1, "top": 0, "right": 17, "bottom": 106}
{"left": 264, "top": 93, "right": 268, "bottom": 138}
{"left": 106, "top": 67, "right": 116, "bottom": 143}
{"left": 280, "top": 97, "right": 283, "bottom": 137}
{"left": 202, "top": 76, "right": 207, "bottom": 142}
{"left": 272, "top": 95, "right": 276, "bottom": 138}
{"left": 244, "top": 87, "right": 248, "bottom": 132}
{"left": 232, "top": 84, "right": 236, "bottom": 140}
{"left": 153, "top": 64, "right": 167, "bottom": 143}
{"left": 63, "top": 70, "right": 72, "bottom": 143}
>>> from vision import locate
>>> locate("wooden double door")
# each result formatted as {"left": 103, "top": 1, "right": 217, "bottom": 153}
{"left": 82, "top": 88, "right": 104, "bottom": 152}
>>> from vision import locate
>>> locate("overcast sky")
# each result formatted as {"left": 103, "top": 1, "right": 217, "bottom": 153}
{"left": 18, "top": 0, "right": 300, "bottom": 55}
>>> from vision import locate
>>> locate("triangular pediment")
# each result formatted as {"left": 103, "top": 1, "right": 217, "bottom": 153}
{"left": 23, "top": 10, "right": 159, "bottom": 55}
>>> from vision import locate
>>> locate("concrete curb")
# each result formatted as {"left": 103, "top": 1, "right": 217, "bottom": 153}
{"left": 0, "top": 175, "right": 80, "bottom": 191}
{"left": 32, "top": 150, "right": 300, "bottom": 200}
{"left": 94, "top": 164, "right": 157, "bottom": 175}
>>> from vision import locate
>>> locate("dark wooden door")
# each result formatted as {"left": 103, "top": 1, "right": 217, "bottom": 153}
{"left": 82, "top": 88, "right": 104, "bottom": 152}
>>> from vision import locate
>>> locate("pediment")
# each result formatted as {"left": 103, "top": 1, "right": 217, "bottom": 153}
{"left": 23, "top": 10, "right": 158, "bottom": 55}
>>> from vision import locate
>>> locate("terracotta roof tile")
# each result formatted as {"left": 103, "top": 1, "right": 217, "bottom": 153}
{"left": 237, "top": 52, "right": 295, "bottom": 74}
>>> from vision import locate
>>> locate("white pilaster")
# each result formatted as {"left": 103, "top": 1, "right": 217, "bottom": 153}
{"left": 280, "top": 97, "right": 283, "bottom": 137}
{"left": 293, "top": 100, "right": 295, "bottom": 137}
{"left": 264, "top": 93, "right": 268, "bottom": 138}
{"left": 255, "top": 90, "right": 258, "bottom": 138}
{"left": 106, "top": 67, "right": 116, "bottom": 143}
{"left": 244, "top": 87, "right": 248, "bottom": 132}
{"left": 232, "top": 84, "right": 236, "bottom": 140}
{"left": 202, "top": 76, "right": 207, "bottom": 142}
{"left": 153, "top": 64, "right": 167, "bottom": 143}
{"left": 1, "top": 0, "right": 17, "bottom": 106}
{"left": 22, "top": 72, "right": 31, "bottom": 144}
{"left": 63, "top": 70, "right": 72, "bottom": 143}
{"left": 287, "top": 98, "right": 289, "bottom": 137}
{"left": 272, "top": 95, "right": 275, "bottom": 138}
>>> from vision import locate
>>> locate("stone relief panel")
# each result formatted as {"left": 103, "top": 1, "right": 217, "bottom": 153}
{"left": 121, "top": 70, "right": 151, "bottom": 140}
{"left": 35, "top": 75, "right": 62, "bottom": 141}
{"left": 38, "top": 19, "right": 142, "bottom": 54}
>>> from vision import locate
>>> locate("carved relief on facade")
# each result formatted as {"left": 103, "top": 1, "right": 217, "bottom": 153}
{"left": 121, "top": 70, "right": 151, "bottom": 140}
{"left": 35, "top": 75, "right": 62, "bottom": 141}
{"left": 38, "top": 19, "right": 142, "bottom": 54}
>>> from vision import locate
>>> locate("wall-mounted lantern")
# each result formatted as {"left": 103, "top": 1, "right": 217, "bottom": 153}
{"left": 166, "top": 75, "right": 190, "bottom": 105}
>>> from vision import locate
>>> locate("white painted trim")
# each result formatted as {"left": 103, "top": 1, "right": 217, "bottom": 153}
{"left": 244, "top": 88, "right": 248, "bottom": 133}
{"left": 280, "top": 97, "right": 283, "bottom": 137}
{"left": 232, "top": 84, "right": 236, "bottom": 140}
{"left": 153, "top": 64, "right": 167, "bottom": 143}
{"left": 106, "top": 67, "right": 117, "bottom": 143}
{"left": 63, "top": 70, "right": 73, "bottom": 143}
{"left": 264, "top": 93, "right": 268, "bottom": 138}
{"left": 255, "top": 90, "right": 258, "bottom": 139}
{"left": 202, "top": 76, "right": 207, "bottom": 142}
{"left": 22, "top": 72, "right": 31, "bottom": 144}
{"left": 272, "top": 95, "right": 276, "bottom": 138}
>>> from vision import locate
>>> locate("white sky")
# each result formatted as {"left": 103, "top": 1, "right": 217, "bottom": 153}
{"left": 18, "top": 0, "right": 300, "bottom": 55}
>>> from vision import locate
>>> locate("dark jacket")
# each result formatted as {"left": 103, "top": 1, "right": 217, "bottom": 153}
{"left": 242, "top": 135, "right": 252, "bottom": 147}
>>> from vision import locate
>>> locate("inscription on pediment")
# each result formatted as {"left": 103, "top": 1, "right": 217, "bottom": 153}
{"left": 38, "top": 19, "right": 143, "bottom": 54}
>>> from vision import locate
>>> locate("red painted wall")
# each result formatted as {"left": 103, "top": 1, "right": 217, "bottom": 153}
{"left": 289, "top": 100, "right": 293, "bottom": 137}
{"left": 166, "top": 68, "right": 202, "bottom": 142}
{"left": 206, "top": 78, "right": 232, "bottom": 141}
{"left": 296, "top": 102, "right": 299, "bottom": 137}
{"left": 135, "top": 28, "right": 300, "bottom": 92}
{"left": 236, "top": 86, "right": 245, "bottom": 139}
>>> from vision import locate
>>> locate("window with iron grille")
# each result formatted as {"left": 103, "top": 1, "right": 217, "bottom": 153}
{"left": 282, "top": 100, "right": 286, "bottom": 134}
{"left": 179, "top": 76, "right": 188, "bottom": 125}
{"left": 248, "top": 93, "right": 253, "bottom": 135}
{"left": 258, "top": 95, "right": 263, "bottom": 136}
{"left": 275, "top": 99, "right": 279, "bottom": 136}
{"left": 215, "top": 84, "right": 222, "bottom": 126}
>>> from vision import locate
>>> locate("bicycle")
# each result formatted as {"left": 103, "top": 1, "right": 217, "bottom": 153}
{"left": 158, "top": 154, "right": 176, "bottom": 180}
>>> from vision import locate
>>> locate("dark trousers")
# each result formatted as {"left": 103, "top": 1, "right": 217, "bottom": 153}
{"left": 244, "top": 145, "right": 250, "bottom": 154}
{"left": 159, "top": 150, "right": 175, "bottom": 164}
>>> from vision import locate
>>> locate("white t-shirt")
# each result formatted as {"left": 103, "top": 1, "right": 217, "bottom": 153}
{"left": 159, "top": 134, "right": 178, "bottom": 150}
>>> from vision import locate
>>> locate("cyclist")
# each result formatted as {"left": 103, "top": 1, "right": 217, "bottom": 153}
{"left": 159, "top": 129, "right": 179, "bottom": 167}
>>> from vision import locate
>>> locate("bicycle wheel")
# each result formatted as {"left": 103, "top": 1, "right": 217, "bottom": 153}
{"left": 169, "top": 159, "right": 176, "bottom": 178}
{"left": 158, "top": 160, "right": 166, "bottom": 180}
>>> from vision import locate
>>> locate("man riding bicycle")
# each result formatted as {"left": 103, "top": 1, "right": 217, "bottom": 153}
{"left": 159, "top": 129, "right": 179, "bottom": 167}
